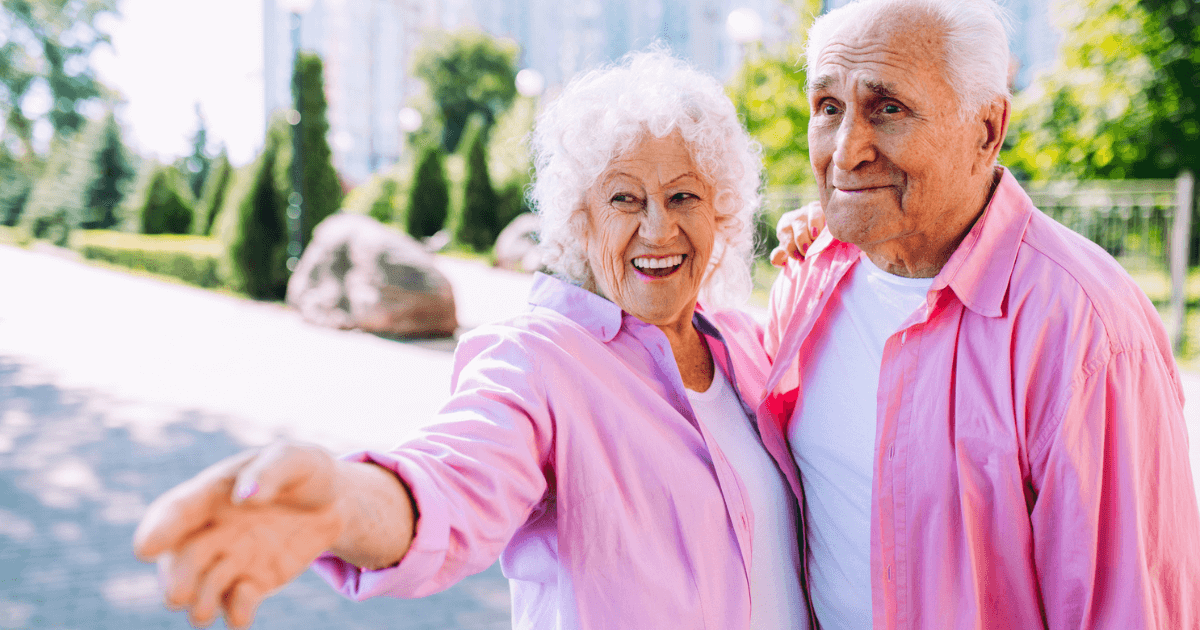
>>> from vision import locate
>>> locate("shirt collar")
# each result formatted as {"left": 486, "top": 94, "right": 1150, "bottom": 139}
{"left": 932, "top": 167, "right": 1034, "bottom": 318}
{"left": 527, "top": 272, "right": 726, "bottom": 344}
{"left": 527, "top": 272, "right": 623, "bottom": 341}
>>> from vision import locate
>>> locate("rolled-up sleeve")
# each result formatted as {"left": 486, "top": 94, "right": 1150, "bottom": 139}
{"left": 1030, "top": 346, "right": 1200, "bottom": 628}
{"left": 313, "top": 325, "right": 556, "bottom": 600}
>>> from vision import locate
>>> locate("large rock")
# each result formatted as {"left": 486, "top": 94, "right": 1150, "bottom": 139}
{"left": 287, "top": 213, "right": 458, "bottom": 338}
{"left": 493, "top": 212, "right": 543, "bottom": 272}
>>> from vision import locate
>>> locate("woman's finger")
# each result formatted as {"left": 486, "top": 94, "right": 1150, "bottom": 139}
{"left": 191, "top": 551, "right": 247, "bottom": 628}
{"left": 234, "top": 442, "right": 336, "bottom": 509}
{"left": 225, "top": 578, "right": 269, "bottom": 630}
{"left": 134, "top": 449, "right": 259, "bottom": 560}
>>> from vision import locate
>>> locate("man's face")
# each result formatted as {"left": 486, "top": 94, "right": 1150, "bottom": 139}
{"left": 807, "top": 11, "right": 992, "bottom": 259}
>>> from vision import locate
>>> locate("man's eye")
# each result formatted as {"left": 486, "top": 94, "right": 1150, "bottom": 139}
{"left": 823, "top": 104, "right": 839, "bottom": 116}
{"left": 882, "top": 104, "right": 901, "bottom": 114}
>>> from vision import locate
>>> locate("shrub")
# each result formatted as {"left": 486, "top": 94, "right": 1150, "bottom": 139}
{"left": 226, "top": 123, "right": 288, "bottom": 299}
{"left": 456, "top": 126, "right": 500, "bottom": 251}
{"left": 75, "top": 230, "right": 225, "bottom": 288}
{"left": 140, "top": 166, "right": 194, "bottom": 235}
{"left": 406, "top": 147, "right": 450, "bottom": 239}
{"left": 193, "top": 151, "right": 231, "bottom": 236}
{"left": 292, "top": 51, "right": 343, "bottom": 244}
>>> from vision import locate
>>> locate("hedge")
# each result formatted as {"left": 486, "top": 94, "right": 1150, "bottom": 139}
{"left": 74, "top": 230, "right": 226, "bottom": 289}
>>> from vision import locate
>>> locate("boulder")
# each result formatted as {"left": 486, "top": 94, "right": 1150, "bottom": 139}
{"left": 287, "top": 213, "right": 458, "bottom": 338}
{"left": 493, "top": 212, "right": 543, "bottom": 273}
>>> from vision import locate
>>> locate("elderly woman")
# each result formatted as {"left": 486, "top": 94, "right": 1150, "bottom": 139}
{"left": 134, "top": 51, "right": 816, "bottom": 630}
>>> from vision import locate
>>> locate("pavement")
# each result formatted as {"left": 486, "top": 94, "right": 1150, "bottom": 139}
{"left": 2, "top": 243, "right": 1199, "bottom": 629}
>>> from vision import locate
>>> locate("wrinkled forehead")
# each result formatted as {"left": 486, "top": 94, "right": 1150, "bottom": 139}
{"left": 807, "top": 10, "right": 948, "bottom": 95}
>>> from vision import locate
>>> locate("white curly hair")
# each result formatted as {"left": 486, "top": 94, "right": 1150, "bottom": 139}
{"left": 529, "top": 49, "right": 764, "bottom": 311}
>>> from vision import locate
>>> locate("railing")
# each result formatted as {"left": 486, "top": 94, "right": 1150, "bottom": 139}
{"left": 761, "top": 172, "right": 1197, "bottom": 350}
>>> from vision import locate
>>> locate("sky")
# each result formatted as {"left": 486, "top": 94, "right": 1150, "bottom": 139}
{"left": 91, "top": 0, "right": 265, "bottom": 166}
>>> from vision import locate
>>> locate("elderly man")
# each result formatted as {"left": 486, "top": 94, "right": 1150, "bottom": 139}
{"left": 764, "top": 0, "right": 1200, "bottom": 628}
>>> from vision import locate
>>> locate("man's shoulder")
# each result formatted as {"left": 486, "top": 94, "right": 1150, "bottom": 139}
{"left": 1009, "top": 209, "right": 1166, "bottom": 353}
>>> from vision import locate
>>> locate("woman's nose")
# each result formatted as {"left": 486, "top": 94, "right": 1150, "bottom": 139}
{"left": 639, "top": 197, "right": 679, "bottom": 245}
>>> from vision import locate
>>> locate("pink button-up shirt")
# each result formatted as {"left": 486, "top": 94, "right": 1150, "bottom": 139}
{"left": 314, "top": 273, "right": 811, "bottom": 629}
{"left": 760, "top": 168, "right": 1200, "bottom": 629}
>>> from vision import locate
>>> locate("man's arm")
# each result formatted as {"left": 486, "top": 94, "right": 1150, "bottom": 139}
{"left": 1029, "top": 347, "right": 1200, "bottom": 628}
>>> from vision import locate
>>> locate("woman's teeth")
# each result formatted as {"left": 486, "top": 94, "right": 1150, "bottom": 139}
{"left": 632, "top": 255, "right": 684, "bottom": 270}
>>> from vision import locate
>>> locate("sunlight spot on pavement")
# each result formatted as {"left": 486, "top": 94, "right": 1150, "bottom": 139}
{"left": 0, "top": 509, "right": 36, "bottom": 543}
{"left": 101, "top": 571, "right": 163, "bottom": 612}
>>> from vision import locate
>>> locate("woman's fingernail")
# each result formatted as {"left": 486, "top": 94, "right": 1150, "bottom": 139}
{"left": 234, "top": 481, "right": 258, "bottom": 502}
{"left": 811, "top": 225, "right": 820, "bottom": 238}
{"left": 792, "top": 249, "right": 802, "bottom": 260}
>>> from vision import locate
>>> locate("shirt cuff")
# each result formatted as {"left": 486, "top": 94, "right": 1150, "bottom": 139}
{"left": 311, "top": 449, "right": 452, "bottom": 600}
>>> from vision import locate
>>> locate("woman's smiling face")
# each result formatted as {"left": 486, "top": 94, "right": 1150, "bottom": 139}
{"left": 582, "top": 131, "right": 717, "bottom": 329}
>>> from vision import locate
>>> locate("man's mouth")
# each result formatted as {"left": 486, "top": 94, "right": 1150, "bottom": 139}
{"left": 632, "top": 255, "right": 685, "bottom": 278}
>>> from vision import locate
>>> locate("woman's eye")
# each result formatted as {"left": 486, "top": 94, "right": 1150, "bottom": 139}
{"left": 611, "top": 194, "right": 635, "bottom": 203}
{"left": 670, "top": 192, "right": 696, "bottom": 202}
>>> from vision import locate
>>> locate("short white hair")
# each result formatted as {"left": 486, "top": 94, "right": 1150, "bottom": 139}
{"left": 806, "top": 0, "right": 1012, "bottom": 119}
{"left": 529, "top": 49, "right": 763, "bottom": 311}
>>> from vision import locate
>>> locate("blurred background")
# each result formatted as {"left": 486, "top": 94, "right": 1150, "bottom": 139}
{"left": 0, "top": 0, "right": 1197, "bottom": 628}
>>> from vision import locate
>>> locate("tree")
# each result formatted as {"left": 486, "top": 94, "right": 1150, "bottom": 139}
{"left": 457, "top": 123, "right": 501, "bottom": 251}
{"left": 406, "top": 147, "right": 450, "bottom": 239}
{"left": 1003, "top": 0, "right": 1198, "bottom": 180}
{"left": 139, "top": 165, "right": 193, "bottom": 235}
{"left": 0, "top": 0, "right": 117, "bottom": 155}
{"left": 20, "top": 113, "right": 131, "bottom": 237}
{"left": 226, "top": 119, "right": 288, "bottom": 299}
{"left": 727, "top": 45, "right": 812, "bottom": 190}
{"left": 84, "top": 112, "right": 134, "bottom": 229}
{"left": 193, "top": 150, "right": 231, "bottom": 236}
{"left": 290, "top": 51, "right": 342, "bottom": 245}
{"left": 184, "top": 103, "right": 211, "bottom": 198}
{"left": 413, "top": 29, "right": 519, "bottom": 153}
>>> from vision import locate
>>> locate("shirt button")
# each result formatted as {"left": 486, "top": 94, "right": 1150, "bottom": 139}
{"left": 888, "top": 444, "right": 896, "bottom": 460}
{"left": 886, "top": 565, "right": 894, "bottom": 582}
{"left": 900, "top": 331, "right": 907, "bottom": 344}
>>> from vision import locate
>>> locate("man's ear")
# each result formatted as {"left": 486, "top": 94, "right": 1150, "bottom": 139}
{"left": 976, "top": 96, "right": 1010, "bottom": 173}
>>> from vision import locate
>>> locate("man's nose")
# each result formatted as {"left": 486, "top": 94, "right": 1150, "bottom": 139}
{"left": 833, "top": 113, "right": 877, "bottom": 172}
{"left": 639, "top": 197, "right": 679, "bottom": 245}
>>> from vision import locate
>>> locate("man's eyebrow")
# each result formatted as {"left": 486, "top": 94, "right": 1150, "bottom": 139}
{"left": 864, "top": 79, "right": 901, "bottom": 99}
{"left": 808, "top": 74, "right": 836, "bottom": 93}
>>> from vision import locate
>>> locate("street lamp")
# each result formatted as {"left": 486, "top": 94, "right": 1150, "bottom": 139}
{"left": 280, "top": 0, "right": 314, "bottom": 272}
{"left": 515, "top": 68, "right": 545, "bottom": 98}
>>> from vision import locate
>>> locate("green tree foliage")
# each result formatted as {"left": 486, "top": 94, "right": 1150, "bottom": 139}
{"left": 84, "top": 112, "right": 133, "bottom": 229}
{"left": 413, "top": 29, "right": 519, "bottom": 153}
{"left": 291, "top": 51, "right": 342, "bottom": 245}
{"left": 406, "top": 146, "right": 450, "bottom": 239}
{"left": 0, "top": 0, "right": 116, "bottom": 154}
{"left": 368, "top": 178, "right": 399, "bottom": 223}
{"left": 457, "top": 124, "right": 501, "bottom": 250}
{"left": 1004, "top": 0, "right": 1198, "bottom": 179}
{"left": 0, "top": 152, "right": 36, "bottom": 226}
{"left": 193, "top": 150, "right": 231, "bottom": 236}
{"left": 727, "top": 46, "right": 811, "bottom": 189}
{"left": 184, "top": 103, "right": 211, "bottom": 198}
{"left": 226, "top": 121, "right": 288, "bottom": 299}
{"left": 20, "top": 113, "right": 131, "bottom": 237}
{"left": 139, "top": 166, "right": 193, "bottom": 235}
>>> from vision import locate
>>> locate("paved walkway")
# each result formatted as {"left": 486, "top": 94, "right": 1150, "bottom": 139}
{"left": 2, "top": 244, "right": 1199, "bottom": 629}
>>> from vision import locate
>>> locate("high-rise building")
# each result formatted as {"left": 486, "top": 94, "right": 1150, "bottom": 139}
{"left": 264, "top": 0, "right": 791, "bottom": 184}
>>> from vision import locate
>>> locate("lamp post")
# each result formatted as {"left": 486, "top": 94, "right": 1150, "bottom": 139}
{"left": 280, "top": 0, "right": 314, "bottom": 272}
{"left": 726, "top": 7, "right": 764, "bottom": 72}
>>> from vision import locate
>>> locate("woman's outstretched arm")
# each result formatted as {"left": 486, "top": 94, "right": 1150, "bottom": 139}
{"left": 132, "top": 441, "right": 416, "bottom": 628}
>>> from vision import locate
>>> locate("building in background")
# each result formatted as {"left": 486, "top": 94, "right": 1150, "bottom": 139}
{"left": 263, "top": 0, "right": 791, "bottom": 184}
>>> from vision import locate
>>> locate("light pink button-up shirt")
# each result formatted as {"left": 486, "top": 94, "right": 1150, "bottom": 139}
{"left": 314, "top": 273, "right": 812, "bottom": 629}
{"left": 761, "top": 168, "right": 1200, "bottom": 629}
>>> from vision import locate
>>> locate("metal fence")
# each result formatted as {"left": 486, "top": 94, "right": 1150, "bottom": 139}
{"left": 760, "top": 172, "right": 1197, "bottom": 349}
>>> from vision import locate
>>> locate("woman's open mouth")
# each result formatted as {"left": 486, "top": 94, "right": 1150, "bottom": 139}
{"left": 632, "top": 255, "right": 686, "bottom": 279}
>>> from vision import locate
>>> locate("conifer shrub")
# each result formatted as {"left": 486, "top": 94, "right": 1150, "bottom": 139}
{"left": 139, "top": 167, "right": 194, "bottom": 235}
{"left": 226, "top": 127, "right": 289, "bottom": 299}
{"left": 456, "top": 127, "right": 500, "bottom": 251}
{"left": 406, "top": 147, "right": 450, "bottom": 239}
{"left": 193, "top": 151, "right": 232, "bottom": 236}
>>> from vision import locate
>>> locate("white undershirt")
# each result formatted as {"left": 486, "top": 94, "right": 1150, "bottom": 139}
{"left": 788, "top": 253, "right": 932, "bottom": 630}
{"left": 687, "top": 365, "right": 810, "bottom": 630}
